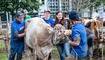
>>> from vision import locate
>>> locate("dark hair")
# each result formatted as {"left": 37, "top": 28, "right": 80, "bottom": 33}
{"left": 85, "top": 22, "right": 91, "bottom": 28}
{"left": 44, "top": 10, "right": 50, "bottom": 13}
{"left": 54, "top": 11, "right": 66, "bottom": 25}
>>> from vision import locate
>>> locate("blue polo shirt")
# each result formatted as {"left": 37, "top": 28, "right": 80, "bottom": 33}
{"left": 71, "top": 22, "right": 87, "bottom": 58}
{"left": 11, "top": 19, "right": 25, "bottom": 48}
{"left": 42, "top": 17, "right": 54, "bottom": 27}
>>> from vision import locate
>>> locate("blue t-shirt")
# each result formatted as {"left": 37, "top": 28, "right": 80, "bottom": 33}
{"left": 11, "top": 19, "right": 25, "bottom": 48}
{"left": 42, "top": 17, "right": 54, "bottom": 27}
{"left": 71, "top": 22, "right": 87, "bottom": 58}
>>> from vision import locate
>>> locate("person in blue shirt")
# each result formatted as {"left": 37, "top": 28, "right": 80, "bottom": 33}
{"left": 8, "top": 11, "right": 26, "bottom": 60}
{"left": 42, "top": 10, "right": 54, "bottom": 27}
{"left": 42, "top": 10, "right": 54, "bottom": 60}
{"left": 67, "top": 10, "right": 87, "bottom": 60}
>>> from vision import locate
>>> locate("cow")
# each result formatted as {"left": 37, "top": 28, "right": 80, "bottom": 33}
{"left": 79, "top": 18, "right": 101, "bottom": 39}
{"left": 25, "top": 17, "right": 71, "bottom": 60}
{"left": 79, "top": 18, "right": 103, "bottom": 57}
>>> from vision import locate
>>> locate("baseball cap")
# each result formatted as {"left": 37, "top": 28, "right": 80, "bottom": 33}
{"left": 21, "top": 9, "right": 28, "bottom": 14}
{"left": 69, "top": 10, "right": 79, "bottom": 21}
{"left": 16, "top": 11, "right": 24, "bottom": 18}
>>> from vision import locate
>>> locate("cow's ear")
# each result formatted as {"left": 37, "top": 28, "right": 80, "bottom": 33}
{"left": 47, "top": 26, "right": 53, "bottom": 34}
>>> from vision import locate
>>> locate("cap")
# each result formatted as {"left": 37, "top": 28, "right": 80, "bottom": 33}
{"left": 21, "top": 9, "right": 28, "bottom": 14}
{"left": 44, "top": 9, "right": 50, "bottom": 13}
{"left": 16, "top": 11, "right": 24, "bottom": 18}
{"left": 69, "top": 10, "right": 79, "bottom": 21}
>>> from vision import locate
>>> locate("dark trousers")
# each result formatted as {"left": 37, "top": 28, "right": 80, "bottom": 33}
{"left": 8, "top": 42, "right": 24, "bottom": 60}
{"left": 87, "top": 34, "right": 94, "bottom": 60}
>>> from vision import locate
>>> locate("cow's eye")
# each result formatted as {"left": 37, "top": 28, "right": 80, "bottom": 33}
{"left": 63, "top": 30, "right": 65, "bottom": 33}
{"left": 54, "top": 27, "right": 57, "bottom": 30}
{"left": 60, "top": 30, "right": 62, "bottom": 32}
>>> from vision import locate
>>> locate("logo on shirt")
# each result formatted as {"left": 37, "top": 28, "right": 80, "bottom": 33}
{"left": 20, "top": 26, "right": 24, "bottom": 30}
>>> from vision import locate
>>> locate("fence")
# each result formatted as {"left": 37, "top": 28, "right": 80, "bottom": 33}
{"left": 0, "top": 17, "right": 10, "bottom": 57}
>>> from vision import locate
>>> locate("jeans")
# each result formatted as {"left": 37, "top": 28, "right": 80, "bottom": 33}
{"left": 8, "top": 47, "right": 23, "bottom": 60}
{"left": 57, "top": 42, "right": 70, "bottom": 60}
{"left": 8, "top": 42, "right": 24, "bottom": 60}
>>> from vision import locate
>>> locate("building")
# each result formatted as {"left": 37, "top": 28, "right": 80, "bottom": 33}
{"left": 38, "top": 0, "right": 72, "bottom": 19}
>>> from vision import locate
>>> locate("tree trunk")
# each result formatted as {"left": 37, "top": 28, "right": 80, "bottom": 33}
{"left": 89, "top": 6, "right": 93, "bottom": 18}
{"left": 0, "top": 16, "right": 2, "bottom": 33}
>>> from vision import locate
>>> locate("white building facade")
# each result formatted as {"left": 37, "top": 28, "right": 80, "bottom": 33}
{"left": 38, "top": 0, "right": 72, "bottom": 19}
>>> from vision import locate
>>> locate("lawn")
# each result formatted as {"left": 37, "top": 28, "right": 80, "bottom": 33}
{"left": 0, "top": 40, "right": 9, "bottom": 60}
{"left": 0, "top": 46, "right": 60, "bottom": 60}
{"left": 0, "top": 53, "right": 8, "bottom": 60}
{"left": 0, "top": 45, "right": 5, "bottom": 49}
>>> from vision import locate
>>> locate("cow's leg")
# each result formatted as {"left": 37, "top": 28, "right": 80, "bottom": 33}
{"left": 43, "top": 57, "right": 48, "bottom": 60}
{"left": 46, "top": 55, "right": 49, "bottom": 60}
{"left": 32, "top": 49, "right": 36, "bottom": 60}
{"left": 48, "top": 52, "right": 52, "bottom": 60}
{"left": 27, "top": 47, "right": 33, "bottom": 60}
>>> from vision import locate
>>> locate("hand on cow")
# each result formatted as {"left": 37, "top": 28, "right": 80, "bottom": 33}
{"left": 64, "top": 30, "right": 72, "bottom": 36}
{"left": 24, "top": 29, "right": 27, "bottom": 33}
{"left": 23, "top": 29, "right": 27, "bottom": 36}
{"left": 68, "top": 40, "right": 72, "bottom": 44}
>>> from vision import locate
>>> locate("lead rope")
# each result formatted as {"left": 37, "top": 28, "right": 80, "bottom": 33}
{"left": 72, "top": 47, "right": 78, "bottom": 60}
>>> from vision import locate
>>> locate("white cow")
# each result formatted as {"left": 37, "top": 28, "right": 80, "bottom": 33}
{"left": 25, "top": 17, "right": 71, "bottom": 60}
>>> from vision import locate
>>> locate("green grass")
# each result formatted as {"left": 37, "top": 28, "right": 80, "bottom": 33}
{"left": 0, "top": 53, "right": 8, "bottom": 60}
{"left": 52, "top": 47, "right": 59, "bottom": 57}
{"left": 0, "top": 45, "right": 5, "bottom": 49}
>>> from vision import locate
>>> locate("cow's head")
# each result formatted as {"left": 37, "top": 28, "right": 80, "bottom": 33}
{"left": 52, "top": 24, "right": 66, "bottom": 45}
{"left": 47, "top": 24, "right": 71, "bottom": 45}
{"left": 85, "top": 20, "right": 101, "bottom": 39}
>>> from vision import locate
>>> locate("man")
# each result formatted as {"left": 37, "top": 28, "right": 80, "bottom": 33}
{"left": 68, "top": 10, "right": 87, "bottom": 60}
{"left": 8, "top": 11, "right": 26, "bottom": 60}
{"left": 42, "top": 9, "right": 54, "bottom": 27}
{"left": 85, "top": 22, "right": 94, "bottom": 60}
{"left": 42, "top": 9, "right": 54, "bottom": 60}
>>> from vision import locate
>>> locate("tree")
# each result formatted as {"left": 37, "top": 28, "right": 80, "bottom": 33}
{"left": 0, "top": 0, "right": 41, "bottom": 14}
{"left": 72, "top": 0, "right": 105, "bottom": 17}
{"left": 0, "top": 0, "right": 41, "bottom": 21}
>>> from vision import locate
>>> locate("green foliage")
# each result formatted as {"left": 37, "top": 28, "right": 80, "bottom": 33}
{"left": 93, "top": 0, "right": 105, "bottom": 9}
{"left": 0, "top": 0, "right": 41, "bottom": 13}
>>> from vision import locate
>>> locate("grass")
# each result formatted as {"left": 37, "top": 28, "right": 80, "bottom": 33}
{"left": 0, "top": 45, "right": 5, "bottom": 49}
{"left": 0, "top": 40, "right": 8, "bottom": 60}
{"left": 0, "top": 53, "right": 8, "bottom": 60}
{"left": 52, "top": 47, "right": 59, "bottom": 57}
{"left": 0, "top": 46, "right": 60, "bottom": 60}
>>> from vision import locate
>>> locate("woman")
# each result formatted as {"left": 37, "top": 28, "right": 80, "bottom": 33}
{"left": 54, "top": 11, "right": 70, "bottom": 60}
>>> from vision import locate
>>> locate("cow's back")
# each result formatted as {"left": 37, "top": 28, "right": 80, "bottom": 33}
{"left": 25, "top": 17, "right": 50, "bottom": 48}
